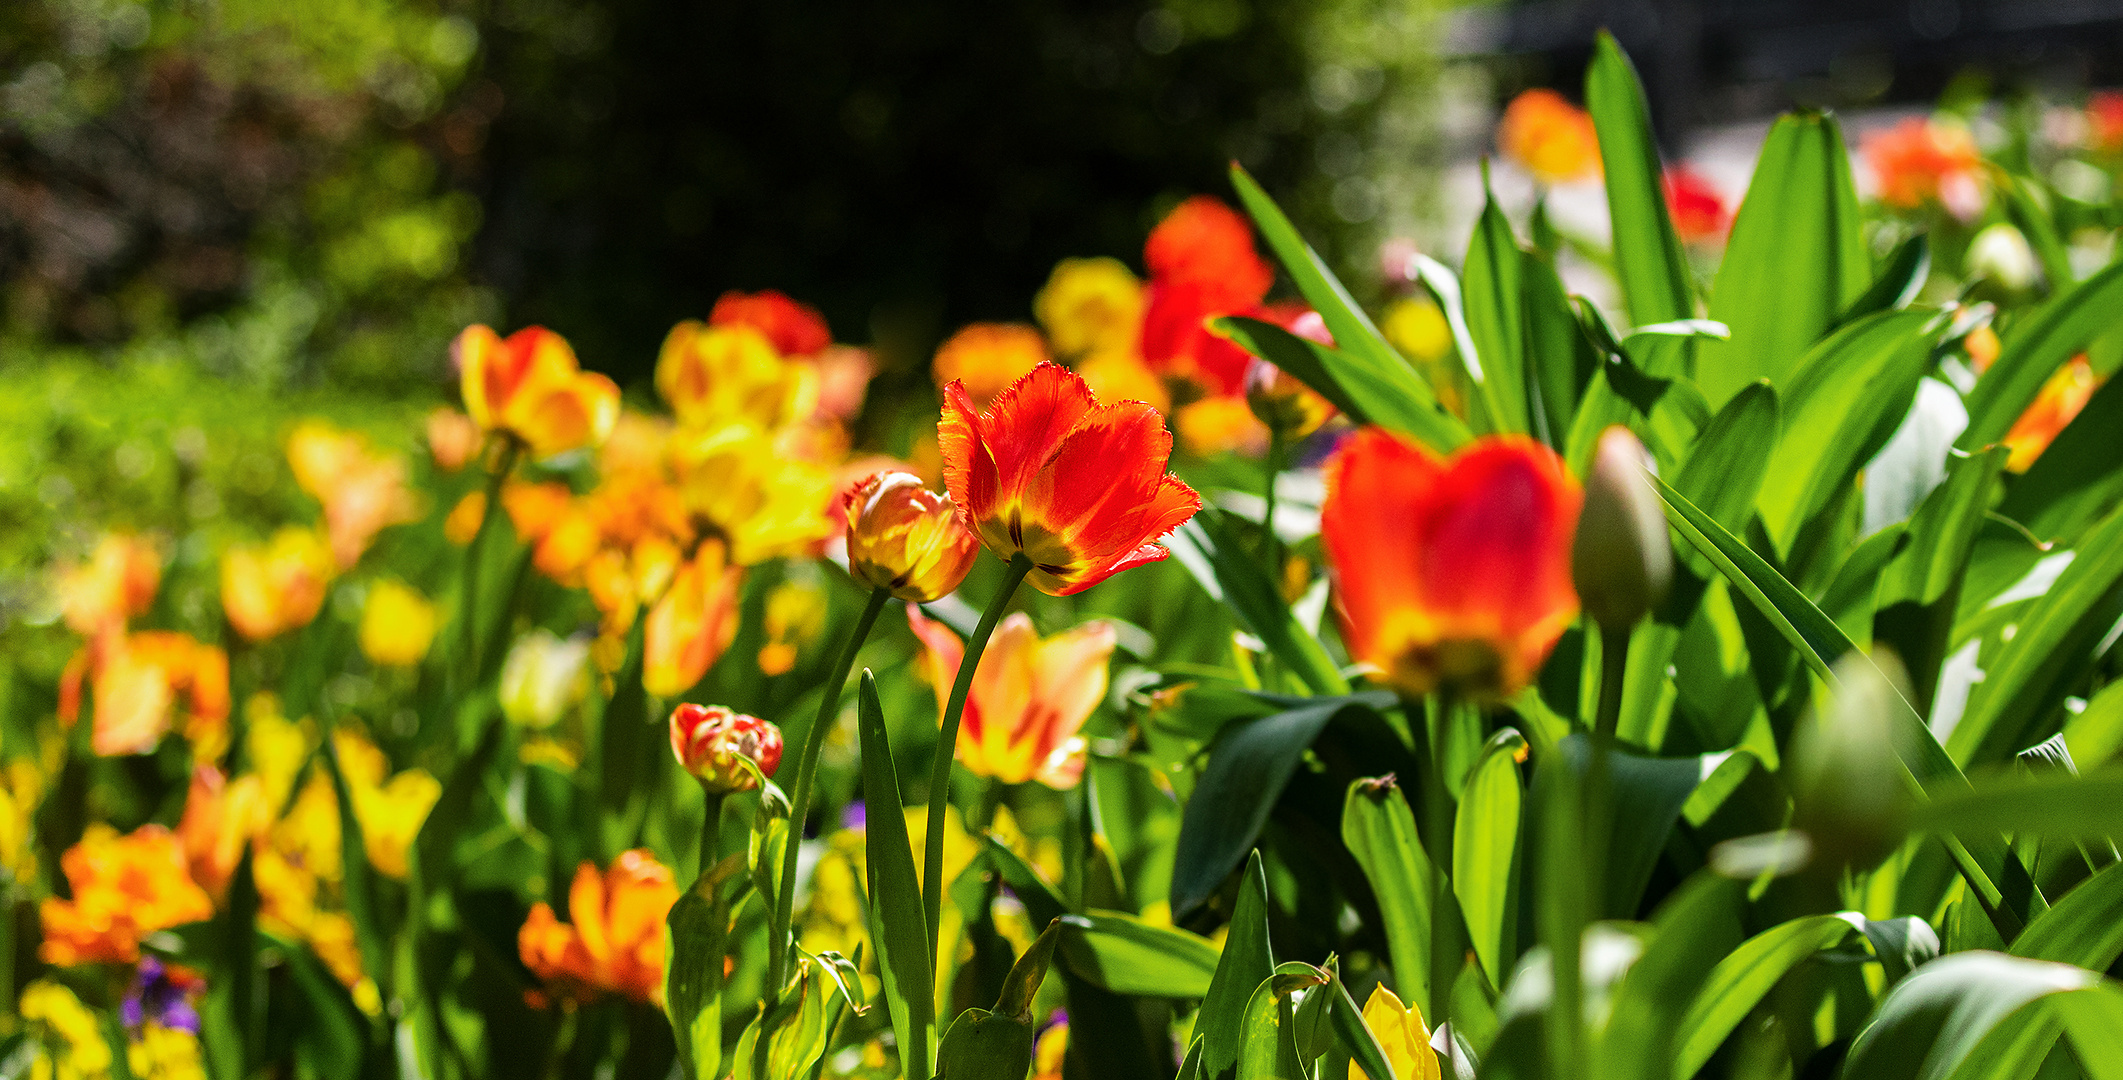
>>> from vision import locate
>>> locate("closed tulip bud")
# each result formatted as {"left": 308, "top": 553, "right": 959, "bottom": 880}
{"left": 1790, "top": 652, "right": 1916, "bottom": 870}
{"left": 843, "top": 471, "right": 978, "bottom": 602}
{"left": 669, "top": 703, "right": 783, "bottom": 793}
{"left": 1244, "top": 359, "right": 1335, "bottom": 439}
{"left": 1572, "top": 427, "right": 1672, "bottom": 633}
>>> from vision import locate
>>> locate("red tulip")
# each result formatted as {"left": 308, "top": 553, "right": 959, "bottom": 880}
{"left": 939, "top": 362, "right": 1199, "bottom": 596}
{"left": 1321, "top": 429, "right": 1581, "bottom": 699}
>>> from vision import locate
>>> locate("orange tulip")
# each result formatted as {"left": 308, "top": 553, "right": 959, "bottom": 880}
{"left": 60, "top": 630, "right": 231, "bottom": 757}
{"left": 709, "top": 288, "right": 833, "bottom": 358}
{"left": 1498, "top": 89, "right": 1601, "bottom": 184}
{"left": 939, "top": 362, "right": 1200, "bottom": 596}
{"left": 40, "top": 824, "right": 215, "bottom": 966}
{"left": 425, "top": 407, "right": 482, "bottom": 472}
{"left": 906, "top": 605, "right": 1115, "bottom": 789}
{"left": 221, "top": 527, "right": 335, "bottom": 641}
{"left": 1862, "top": 117, "right": 1985, "bottom": 220}
{"left": 1321, "top": 429, "right": 1581, "bottom": 699}
{"left": 1143, "top": 195, "right": 1273, "bottom": 297}
{"left": 656, "top": 321, "right": 819, "bottom": 430}
{"left": 1035, "top": 257, "right": 1145, "bottom": 360}
{"left": 642, "top": 540, "right": 745, "bottom": 697}
{"left": 2002, "top": 354, "right": 2101, "bottom": 473}
{"left": 933, "top": 323, "right": 1051, "bottom": 411}
{"left": 518, "top": 849, "right": 679, "bottom": 1005}
{"left": 453, "top": 324, "right": 621, "bottom": 459}
{"left": 55, "top": 533, "right": 160, "bottom": 637}
{"left": 176, "top": 766, "right": 272, "bottom": 900}
{"left": 287, "top": 420, "right": 423, "bottom": 569}
{"left": 843, "top": 470, "right": 979, "bottom": 602}
{"left": 1664, "top": 167, "right": 1731, "bottom": 245}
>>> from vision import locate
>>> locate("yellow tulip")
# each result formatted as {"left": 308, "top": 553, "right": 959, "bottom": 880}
{"left": 359, "top": 580, "right": 438, "bottom": 667}
{"left": 1350, "top": 985, "right": 1440, "bottom": 1080}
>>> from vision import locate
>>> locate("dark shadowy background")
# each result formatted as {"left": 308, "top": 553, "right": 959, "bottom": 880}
{"left": 4, "top": 0, "right": 2121, "bottom": 390}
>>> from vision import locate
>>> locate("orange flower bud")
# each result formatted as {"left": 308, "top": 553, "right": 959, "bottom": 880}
{"left": 906, "top": 605, "right": 1115, "bottom": 789}
{"left": 1498, "top": 89, "right": 1601, "bottom": 184}
{"left": 55, "top": 533, "right": 160, "bottom": 637}
{"left": 1572, "top": 427, "right": 1673, "bottom": 632}
{"left": 668, "top": 703, "right": 783, "bottom": 792}
{"left": 932, "top": 323, "right": 1050, "bottom": 411}
{"left": 518, "top": 850, "right": 679, "bottom": 1005}
{"left": 843, "top": 471, "right": 978, "bottom": 602}
{"left": 939, "top": 363, "right": 1200, "bottom": 596}
{"left": 1321, "top": 429, "right": 1581, "bottom": 700}
{"left": 453, "top": 325, "right": 621, "bottom": 459}
{"left": 64, "top": 631, "right": 231, "bottom": 757}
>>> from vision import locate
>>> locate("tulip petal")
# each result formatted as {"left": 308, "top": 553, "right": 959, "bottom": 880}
{"left": 979, "top": 363, "right": 1100, "bottom": 504}
{"left": 939, "top": 380, "right": 1002, "bottom": 527}
{"left": 1322, "top": 430, "right": 1442, "bottom": 666}
{"left": 1416, "top": 439, "right": 1580, "bottom": 651}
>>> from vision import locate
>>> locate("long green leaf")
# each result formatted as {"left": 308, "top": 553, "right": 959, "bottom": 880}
{"left": 1215, "top": 315, "right": 1470, "bottom": 453}
{"left": 1342, "top": 777, "right": 1437, "bottom": 1017}
{"left": 1917, "top": 772, "right": 2123, "bottom": 839}
{"left": 2010, "top": 860, "right": 2123, "bottom": 970}
{"left": 855, "top": 670, "right": 935, "bottom": 1080}
{"left": 1958, "top": 260, "right": 2123, "bottom": 450}
{"left": 1754, "top": 309, "right": 1938, "bottom": 551}
{"left": 1057, "top": 911, "right": 1220, "bottom": 998}
{"left": 936, "top": 919, "right": 1061, "bottom": 1080}
{"left": 1836, "top": 233, "right": 1931, "bottom": 327}
{"left": 321, "top": 735, "right": 392, "bottom": 1003}
{"left": 1197, "top": 851, "right": 1274, "bottom": 1080}
{"left": 1585, "top": 31, "right": 1692, "bottom": 329}
{"left": 1699, "top": 111, "right": 1870, "bottom": 406}
{"left": 1841, "top": 951, "right": 2115, "bottom": 1080}
{"left": 1462, "top": 179, "right": 1530, "bottom": 434}
{"left": 1167, "top": 510, "right": 1350, "bottom": 697}
{"left": 1228, "top": 163, "right": 1409, "bottom": 380}
{"left": 665, "top": 853, "right": 748, "bottom": 1079}
{"left": 1673, "top": 914, "right": 1867, "bottom": 1077}
{"left": 1595, "top": 875, "right": 1742, "bottom": 1080}
{"left": 1947, "top": 500, "right": 2123, "bottom": 766}
{"left": 1996, "top": 370, "right": 2123, "bottom": 544}
{"left": 1453, "top": 731, "right": 1523, "bottom": 986}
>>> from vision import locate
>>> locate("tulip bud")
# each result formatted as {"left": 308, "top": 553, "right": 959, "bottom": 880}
{"left": 499, "top": 630, "right": 591, "bottom": 730}
{"left": 1966, "top": 223, "right": 2042, "bottom": 294}
{"left": 670, "top": 703, "right": 784, "bottom": 793}
{"left": 842, "top": 471, "right": 978, "bottom": 602}
{"left": 1572, "top": 427, "right": 1672, "bottom": 632}
{"left": 1244, "top": 359, "right": 1335, "bottom": 438}
{"left": 1790, "top": 652, "right": 1916, "bottom": 870}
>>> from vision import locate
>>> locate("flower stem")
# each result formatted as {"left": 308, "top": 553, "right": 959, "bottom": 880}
{"left": 768, "top": 585, "right": 891, "bottom": 995}
{"left": 1261, "top": 428, "right": 1285, "bottom": 574}
{"left": 923, "top": 553, "right": 1033, "bottom": 963}
{"left": 457, "top": 438, "right": 519, "bottom": 692}
{"left": 1593, "top": 624, "right": 1631, "bottom": 741}
{"left": 698, "top": 790, "right": 727, "bottom": 884}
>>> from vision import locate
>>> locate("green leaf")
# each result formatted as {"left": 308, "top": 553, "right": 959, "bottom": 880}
{"left": 2011, "top": 860, "right": 2123, "bottom": 970}
{"left": 1836, "top": 233, "right": 1932, "bottom": 327}
{"left": 763, "top": 957, "right": 849, "bottom": 1080}
{"left": 1462, "top": 179, "right": 1530, "bottom": 434}
{"left": 1057, "top": 911, "right": 1220, "bottom": 998}
{"left": 322, "top": 733, "right": 392, "bottom": 1002}
{"left": 1585, "top": 31, "right": 1692, "bottom": 329}
{"left": 1997, "top": 172, "right": 2076, "bottom": 289}
{"left": 1166, "top": 510, "right": 1350, "bottom": 697}
{"left": 1958, "top": 260, "right": 2123, "bottom": 452}
{"left": 1595, "top": 875, "right": 1742, "bottom": 1080}
{"left": 665, "top": 853, "right": 749, "bottom": 1079}
{"left": 1214, "top": 317, "right": 1470, "bottom": 454}
{"left": 1341, "top": 776, "right": 1438, "bottom": 1017}
{"left": 1237, "top": 969, "right": 1325, "bottom": 1080}
{"left": 1556, "top": 736, "right": 1709, "bottom": 919}
{"left": 1564, "top": 343, "right": 1709, "bottom": 479}
{"left": 1453, "top": 731, "right": 1524, "bottom": 985}
{"left": 984, "top": 837, "right": 1069, "bottom": 925}
{"left": 1947, "top": 499, "right": 2123, "bottom": 766}
{"left": 854, "top": 669, "right": 935, "bottom": 1080}
{"left": 1196, "top": 851, "right": 1274, "bottom": 1080}
{"left": 1754, "top": 310, "right": 1939, "bottom": 552}
{"left": 1170, "top": 693, "right": 1393, "bottom": 917}
{"left": 1841, "top": 951, "right": 2119, "bottom": 1080}
{"left": 1227, "top": 163, "right": 1412, "bottom": 384}
{"left": 1671, "top": 380, "right": 1780, "bottom": 541}
{"left": 936, "top": 918, "right": 1061, "bottom": 1080}
{"left": 1699, "top": 111, "right": 1871, "bottom": 407}
{"left": 1916, "top": 771, "right": 2123, "bottom": 840}
{"left": 1325, "top": 967, "right": 1396, "bottom": 1080}
{"left": 1672, "top": 913, "right": 1869, "bottom": 1077}
{"left": 1522, "top": 250, "right": 1597, "bottom": 448}
{"left": 1996, "top": 370, "right": 2123, "bottom": 544}
{"left": 279, "top": 933, "right": 366, "bottom": 1080}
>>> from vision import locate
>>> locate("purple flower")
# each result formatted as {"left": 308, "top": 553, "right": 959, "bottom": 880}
{"left": 840, "top": 800, "right": 867, "bottom": 832}
{"left": 124, "top": 956, "right": 202, "bottom": 1034}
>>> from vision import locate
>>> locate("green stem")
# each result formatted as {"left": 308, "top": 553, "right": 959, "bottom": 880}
{"left": 698, "top": 790, "right": 727, "bottom": 885}
{"left": 1593, "top": 624, "right": 1632, "bottom": 741}
{"left": 768, "top": 586, "right": 891, "bottom": 994}
{"left": 457, "top": 438, "right": 519, "bottom": 692}
{"left": 923, "top": 553, "right": 1034, "bottom": 963}
{"left": 1261, "top": 428, "right": 1285, "bottom": 575}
